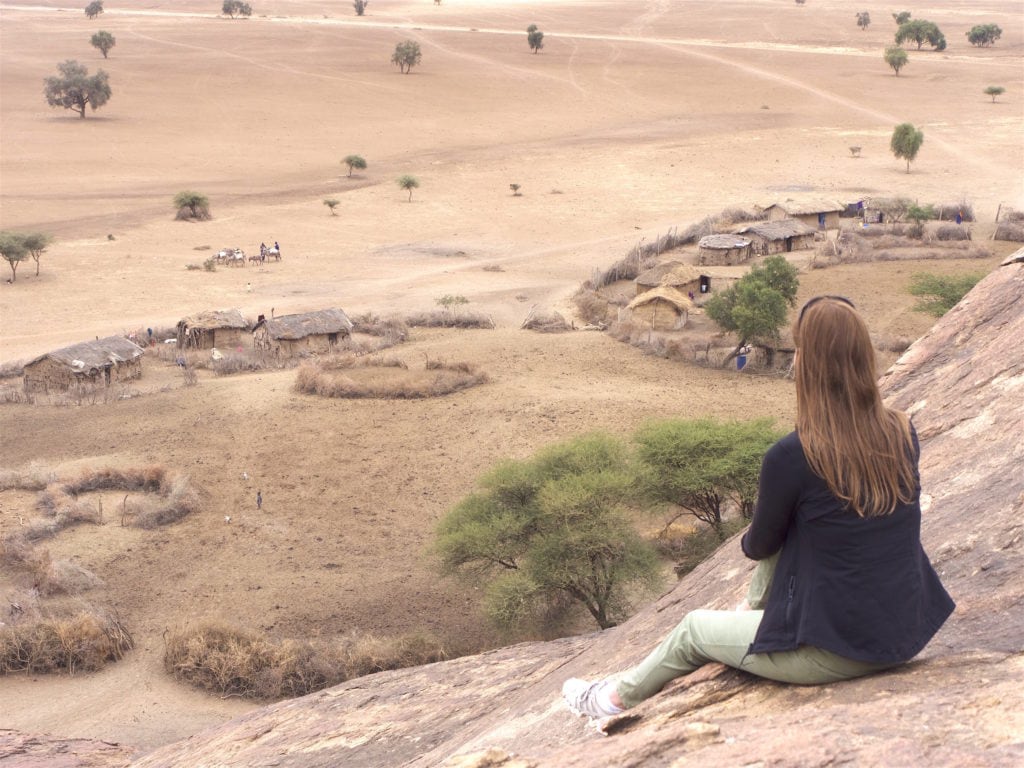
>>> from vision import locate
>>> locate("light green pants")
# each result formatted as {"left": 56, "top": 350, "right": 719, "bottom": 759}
{"left": 616, "top": 553, "right": 893, "bottom": 708}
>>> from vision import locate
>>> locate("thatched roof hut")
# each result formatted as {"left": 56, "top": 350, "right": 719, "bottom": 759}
{"left": 697, "top": 234, "right": 753, "bottom": 266}
{"left": 626, "top": 286, "right": 694, "bottom": 331}
{"left": 761, "top": 199, "right": 843, "bottom": 230}
{"left": 177, "top": 309, "right": 249, "bottom": 350}
{"left": 734, "top": 220, "right": 817, "bottom": 256}
{"left": 253, "top": 308, "right": 353, "bottom": 356}
{"left": 634, "top": 261, "right": 704, "bottom": 296}
{"left": 24, "top": 336, "right": 144, "bottom": 393}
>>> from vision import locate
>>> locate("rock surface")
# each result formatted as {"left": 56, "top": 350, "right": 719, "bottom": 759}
{"left": 10, "top": 257, "right": 1024, "bottom": 767}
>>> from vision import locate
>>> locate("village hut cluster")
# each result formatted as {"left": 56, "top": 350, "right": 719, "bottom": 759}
{"left": 23, "top": 336, "right": 145, "bottom": 394}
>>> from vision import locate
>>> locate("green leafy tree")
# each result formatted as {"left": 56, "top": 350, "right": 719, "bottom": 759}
{"left": 635, "top": 418, "right": 783, "bottom": 537}
{"left": 884, "top": 46, "right": 909, "bottom": 76}
{"left": 391, "top": 40, "right": 422, "bottom": 74}
{"left": 895, "top": 19, "right": 946, "bottom": 51}
{"left": 892, "top": 11, "right": 911, "bottom": 25}
{"left": 435, "top": 433, "right": 660, "bottom": 632}
{"left": 704, "top": 255, "right": 799, "bottom": 367}
{"left": 0, "top": 232, "right": 29, "bottom": 283}
{"left": 984, "top": 85, "right": 1005, "bottom": 103}
{"left": 906, "top": 204, "right": 936, "bottom": 237}
{"left": 173, "top": 191, "right": 211, "bottom": 220}
{"left": 890, "top": 123, "right": 924, "bottom": 173}
{"left": 527, "top": 24, "right": 544, "bottom": 54}
{"left": 323, "top": 198, "right": 340, "bottom": 215}
{"left": 90, "top": 31, "right": 116, "bottom": 59}
{"left": 21, "top": 232, "right": 52, "bottom": 277}
{"left": 222, "top": 1, "right": 252, "bottom": 18}
{"left": 397, "top": 174, "right": 420, "bottom": 201}
{"left": 353, "top": 0, "right": 368, "bottom": 16}
{"left": 435, "top": 294, "right": 469, "bottom": 316}
{"left": 856, "top": 12, "right": 871, "bottom": 31}
{"left": 342, "top": 154, "right": 367, "bottom": 177}
{"left": 84, "top": 1, "right": 103, "bottom": 19}
{"left": 908, "top": 272, "right": 984, "bottom": 317}
{"left": 966, "top": 24, "right": 1002, "bottom": 47}
{"left": 43, "top": 60, "right": 111, "bottom": 119}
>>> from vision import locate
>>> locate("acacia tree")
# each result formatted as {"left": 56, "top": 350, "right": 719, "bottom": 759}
{"left": 890, "top": 123, "right": 924, "bottom": 173}
{"left": 895, "top": 19, "right": 946, "bottom": 51}
{"left": 397, "top": 174, "right": 419, "bottom": 201}
{"left": 705, "top": 255, "right": 799, "bottom": 366}
{"left": 342, "top": 154, "right": 367, "bottom": 177}
{"left": 0, "top": 232, "right": 29, "bottom": 283}
{"left": 174, "top": 191, "right": 211, "bottom": 220}
{"left": 884, "top": 46, "right": 909, "bottom": 76}
{"left": 635, "top": 418, "right": 783, "bottom": 537}
{"left": 353, "top": 0, "right": 368, "bottom": 16}
{"left": 892, "top": 11, "right": 911, "bottom": 25}
{"left": 90, "top": 31, "right": 116, "bottom": 59}
{"left": 391, "top": 40, "right": 421, "bottom": 74}
{"left": 966, "top": 24, "right": 1002, "bottom": 47}
{"left": 43, "top": 60, "right": 111, "bottom": 119}
{"left": 985, "top": 85, "right": 1005, "bottom": 103}
{"left": 908, "top": 272, "right": 984, "bottom": 317}
{"left": 84, "top": 1, "right": 103, "bottom": 19}
{"left": 434, "top": 433, "right": 660, "bottom": 632}
{"left": 222, "top": 1, "right": 252, "bottom": 18}
{"left": 527, "top": 24, "right": 544, "bottom": 53}
{"left": 856, "top": 12, "right": 871, "bottom": 31}
{"left": 323, "top": 198, "right": 340, "bottom": 215}
{"left": 21, "top": 232, "right": 52, "bottom": 276}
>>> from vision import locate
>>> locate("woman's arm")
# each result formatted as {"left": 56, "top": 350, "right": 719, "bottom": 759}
{"left": 741, "top": 438, "right": 802, "bottom": 560}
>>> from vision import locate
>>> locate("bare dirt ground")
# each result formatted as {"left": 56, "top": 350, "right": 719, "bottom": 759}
{"left": 1, "top": 0, "right": 1021, "bottom": 756}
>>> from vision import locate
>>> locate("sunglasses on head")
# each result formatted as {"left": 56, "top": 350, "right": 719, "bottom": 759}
{"left": 798, "top": 295, "right": 856, "bottom": 325}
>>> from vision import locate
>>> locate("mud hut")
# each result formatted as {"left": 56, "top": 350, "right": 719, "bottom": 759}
{"left": 697, "top": 234, "right": 753, "bottom": 266}
{"left": 734, "top": 220, "right": 817, "bottom": 256}
{"left": 626, "top": 286, "right": 694, "bottom": 331}
{"left": 23, "top": 336, "right": 144, "bottom": 393}
{"left": 176, "top": 309, "right": 249, "bottom": 350}
{"left": 634, "top": 262, "right": 703, "bottom": 297}
{"left": 252, "top": 308, "right": 353, "bottom": 356}
{"left": 762, "top": 199, "right": 843, "bottom": 231}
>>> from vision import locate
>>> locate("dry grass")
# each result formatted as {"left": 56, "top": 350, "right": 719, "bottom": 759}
{"left": 163, "top": 621, "right": 447, "bottom": 700}
{"left": 0, "top": 610, "right": 134, "bottom": 675}
{"left": 295, "top": 358, "right": 489, "bottom": 399}
{"left": 403, "top": 310, "right": 495, "bottom": 329}
{"left": 350, "top": 313, "right": 409, "bottom": 343}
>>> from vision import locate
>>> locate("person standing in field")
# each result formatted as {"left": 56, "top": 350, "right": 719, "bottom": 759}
{"left": 256, "top": 490, "right": 262, "bottom": 511}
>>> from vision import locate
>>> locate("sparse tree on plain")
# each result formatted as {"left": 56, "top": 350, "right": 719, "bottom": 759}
{"left": 849, "top": 146, "right": 862, "bottom": 158}
{"left": 21, "top": 232, "right": 52, "bottom": 276}
{"left": 0, "top": 232, "right": 29, "bottom": 283}
{"left": 906, "top": 204, "right": 937, "bottom": 237}
{"left": 895, "top": 19, "right": 946, "bottom": 51}
{"left": 890, "top": 123, "right": 924, "bottom": 173}
{"left": 342, "top": 154, "right": 367, "bottom": 177}
{"left": 391, "top": 40, "right": 421, "bottom": 73}
{"left": 353, "top": 0, "right": 368, "bottom": 16}
{"left": 908, "top": 272, "right": 984, "bottom": 316}
{"left": 856, "top": 12, "right": 871, "bottom": 31}
{"left": 397, "top": 174, "right": 420, "bottom": 201}
{"left": 43, "top": 60, "right": 111, "bottom": 119}
{"left": 84, "top": 1, "right": 103, "bottom": 19}
{"left": 436, "top": 294, "right": 469, "bottom": 316}
{"left": 222, "top": 1, "right": 252, "bottom": 18}
{"left": 984, "top": 85, "right": 1005, "bottom": 103}
{"left": 509, "top": 183, "right": 521, "bottom": 196}
{"left": 174, "top": 191, "right": 211, "bottom": 220}
{"left": 884, "top": 46, "right": 909, "bottom": 76}
{"left": 892, "top": 11, "right": 911, "bottom": 25}
{"left": 323, "top": 198, "right": 340, "bottom": 215}
{"left": 90, "top": 31, "right": 116, "bottom": 59}
{"left": 527, "top": 24, "right": 544, "bottom": 54}
{"left": 966, "top": 24, "right": 1002, "bottom": 47}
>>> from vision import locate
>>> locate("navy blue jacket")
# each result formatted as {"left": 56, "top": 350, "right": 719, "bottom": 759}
{"left": 741, "top": 429, "right": 955, "bottom": 663}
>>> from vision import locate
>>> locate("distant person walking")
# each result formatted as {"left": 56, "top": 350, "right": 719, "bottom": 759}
{"left": 256, "top": 490, "right": 263, "bottom": 510}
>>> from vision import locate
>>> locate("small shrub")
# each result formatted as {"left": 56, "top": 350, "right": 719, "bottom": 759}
{"left": 185, "top": 263, "right": 202, "bottom": 271}
{"left": 908, "top": 272, "right": 985, "bottom": 317}
{"left": 994, "top": 222, "right": 1024, "bottom": 242}
{"left": 0, "top": 611, "right": 133, "bottom": 675}
{"left": 931, "top": 225, "right": 971, "bottom": 242}
{"left": 350, "top": 313, "right": 408, "bottom": 342}
{"left": 572, "top": 287, "right": 613, "bottom": 325}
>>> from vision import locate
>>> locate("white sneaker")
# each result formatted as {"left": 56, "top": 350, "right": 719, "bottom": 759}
{"left": 562, "top": 678, "right": 622, "bottom": 719}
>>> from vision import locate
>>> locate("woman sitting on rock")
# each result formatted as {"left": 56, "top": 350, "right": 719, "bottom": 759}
{"left": 563, "top": 296, "right": 955, "bottom": 720}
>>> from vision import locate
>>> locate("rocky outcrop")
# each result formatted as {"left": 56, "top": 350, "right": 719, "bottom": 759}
{"left": 12, "top": 255, "right": 1024, "bottom": 767}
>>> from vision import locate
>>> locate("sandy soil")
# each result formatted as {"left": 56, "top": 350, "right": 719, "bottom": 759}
{"left": 1, "top": 0, "right": 1021, "bottom": 756}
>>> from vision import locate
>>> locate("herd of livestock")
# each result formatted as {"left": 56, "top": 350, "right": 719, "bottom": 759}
{"left": 214, "top": 243, "right": 282, "bottom": 266}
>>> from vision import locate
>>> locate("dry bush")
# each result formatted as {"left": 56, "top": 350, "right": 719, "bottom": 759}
{"left": 994, "top": 222, "right": 1024, "bottom": 242}
{"left": 164, "top": 622, "right": 447, "bottom": 700}
{"left": 296, "top": 360, "right": 488, "bottom": 399}
{"left": 0, "top": 383, "right": 33, "bottom": 404}
{"left": 874, "top": 335, "right": 914, "bottom": 354}
{"left": 350, "top": 313, "right": 409, "bottom": 343}
{"left": 64, "top": 466, "right": 168, "bottom": 495}
{"left": 38, "top": 559, "right": 104, "bottom": 596}
{"left": 133, "top": 475, "right": 202, "bottom": 529}
{"left": 930, "top": 225, "right": 971, "bottom": 242}
{"left": 572, "top": 287, "right": 614, "bottom": 326}
{"left": 522, "top": 310, "right": 572, "bottom": 333}
{"left": 403, "top": 310, "right": 495, "bottom": 329}
{"left": 0, "top": 461, "right": 58, "bottom": 492}
{"left": 934, "top": 202, "right": 975, "bottom": 222}
{"left": 0, "top": 360, "right": 26, "bottom": 380}
{"left": 1000, "top": 208, "right": 1024, "bottom": 224}
{"left": 0, "top": 611, "right": 133, "bottom": 675}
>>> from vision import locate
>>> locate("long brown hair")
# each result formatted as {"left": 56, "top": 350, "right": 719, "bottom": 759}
{"left": 794, "top": 296, "right": 916, "bottom": 517}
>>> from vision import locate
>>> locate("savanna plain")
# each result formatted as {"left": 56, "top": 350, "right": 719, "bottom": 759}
{"left": 1, "top": 0, "right": 1022, "bottom": 755}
